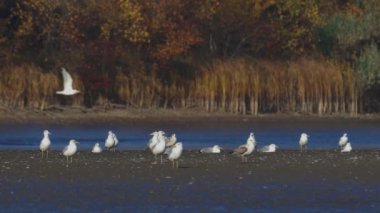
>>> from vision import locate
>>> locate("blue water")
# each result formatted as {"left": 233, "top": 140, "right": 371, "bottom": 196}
{"left": 0, "top": 119, "right": 379, "bottom": 150}
{"left": 1, "top": 178, "right": 380, "bottom": 212}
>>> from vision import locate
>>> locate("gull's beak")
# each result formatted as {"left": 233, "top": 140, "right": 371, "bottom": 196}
{"left": 75, "top": 140, "right": 79, "bottom": 144}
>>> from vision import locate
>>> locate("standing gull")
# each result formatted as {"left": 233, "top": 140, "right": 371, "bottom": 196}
{"left": 63, "top": 139, "right": 79, "bottom": 164}
{"left": 259, "top": 144, "right": 278, "bottom": 153}
{"left": 200, "top": 145, "right": 222, "bottom": 154}
{"left": 341, "top": 142, "right": 352, "bottom": 153}
{"left": 147, "top": 131, "right": 159, "bottom": 150}
{"left": 56, "top": 68, "right": 80, "bottom": 95}
{"left": 232, "top": 132, "right": 255, "bottom": 163}
{"left": 39, "top": 130, "right": 51, "bottom": 159}
{"left": 299, "top": 133, "right": 309, "bottom": 152}
{"left": 167, "top": 142, "right": 183, "bottom": 168}
{"left": 338, "top": 133, "right": 349, "bottom": 148}
{"left": 105, "top": 131, "right": 117, "bottom": 151}
{"left": 92, "top": 143, "right": 102, "bottom": 154}
{"left": 150, "top": 131, "right": 166, "bottom": 164}
{"left": 165, "top": 134, "right": 177, "bottom": 147}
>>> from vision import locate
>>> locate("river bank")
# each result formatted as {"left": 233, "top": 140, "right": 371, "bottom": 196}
{"left": 1, "top": 150, "right": 379, "bottom": 211}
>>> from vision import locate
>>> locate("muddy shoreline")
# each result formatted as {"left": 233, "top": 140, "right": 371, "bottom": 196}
{"left": 1, "top": 108, "right": 380, "bottom": 126}
{"left": 1, "top": 150, "right": 380, "bottom": 211}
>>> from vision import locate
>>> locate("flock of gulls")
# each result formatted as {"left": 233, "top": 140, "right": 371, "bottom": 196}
{"left": 39, "top": 130, "right": 353, "bottom": 168}
{"left": 38, "top": 68, "right": 354, "bottom": 168}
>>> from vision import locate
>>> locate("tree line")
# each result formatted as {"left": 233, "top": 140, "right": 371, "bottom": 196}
{"left": 0, "top": 0, "right": 379, "bottom": 115}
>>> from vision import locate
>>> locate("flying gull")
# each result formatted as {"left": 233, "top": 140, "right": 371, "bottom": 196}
{"left": 56, "top": 68, "right": 80, "bottom": 95}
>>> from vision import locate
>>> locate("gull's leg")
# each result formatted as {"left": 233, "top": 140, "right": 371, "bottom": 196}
{"left": 241, "top": 156, "right": 244, "bottom": 163}
{"left": 300, "top": 145, "right": 302, "bottom": 152}
{"left": 176, "top": 160, "right": 179, "bottom": 168}
{"left": 160, "top": 154, "right": 163, "bottom": 164}
{"left": 71, "top": 156, "right": 73, "bottom": 163}
{"left": 66, "top": 156, "right": 69, "bottom": 164}
{"left": 46, "top": 150, "right": 49, "bottom": 159}
{"left": 305, "top": 144, "right": 307, "bottom": 152}
{"left": 172, "top": 160, "right": 175, "bottom": 168}
{"left": 41, "top": 150, "right": 44, "bottom": 159}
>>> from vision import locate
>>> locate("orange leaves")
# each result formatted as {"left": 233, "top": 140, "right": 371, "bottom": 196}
{"left": 146, "top": 0, "right": 206, "bottom": 63}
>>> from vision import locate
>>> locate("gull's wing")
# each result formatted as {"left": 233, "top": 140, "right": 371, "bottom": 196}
{"left": 259, "top": 145, "right": 270, "bottom": 152}
{"left": 233, "top": 145, "right": 247, "bottom": 155}
{"left": 112, "top": 133, "right": 119, "bottom": 146}
{"left": 200, "top": 147, "right": 213, "bottom": 153}
{"left": 62, "top": 145, "right": 69, "bottom": 154}
{"left": 61, "top": 68, "right": 74, "bottom": 90}
{"left": 164, "top": 147, "right": 172, "bottom": 155}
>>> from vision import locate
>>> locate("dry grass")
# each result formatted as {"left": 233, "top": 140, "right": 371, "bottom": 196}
{"left": 0, "top": 59, "right": 360, "bottom": 115}
{"left": 0, "top": 65, "right": 84, "bottom": 110}
{"left": 193, "top": 58, "right": 358, "bottom": 115}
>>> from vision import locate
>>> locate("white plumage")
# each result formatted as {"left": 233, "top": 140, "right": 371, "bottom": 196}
{"left": 39, "top": 130, "right": 51, "bottom": 159}
{"left": 112, "top": 132, "right": 119, "bottom": 148}
{"left": 105, "top": 131, "right": 117, "bottom": 151}
{"left": 167, "top": 142, "right": 183, "bottom": 168}
{"left": 232, "top": 132, "right": 255, "bottom": 162}
{"left": 92, "top": 143, "right": 102, "bottom": 154}
{"left": 200, "top": 145, "right": 222, "bottom": 153}
{"left": 299, "top": 133, "right": 309, "bottom": 152}
{"left": 339, "top": 133, "right": 348, "bottom": 148}
{"left": 150, "top": 131, "right": 166, "bottom": 164}
{"left": 63, "top": 139, "right": 79, "bottom": 163}
{"left": 341, "top": 142, "right": 352, "bottom": 153}
{"left": 56, "top": 68, "right": 80, "bottom": 95}
{"left": 147, "top": 131, "right": 159, "bottom": 149}
{"left": 259, "top": 144, "right": 278, "bottom": 153}
{"left": 165, "top": 133, "right": 177, "bottom": 147}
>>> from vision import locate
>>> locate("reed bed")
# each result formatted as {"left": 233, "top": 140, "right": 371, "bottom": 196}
{"left": 193, "top": 58, "right": 359, "bottom": 115}
{"left": 0, "top": 59, "right": 360, "bottom": 116}
{"left": 0, "top": 65, "right": 84, "bottom": 110}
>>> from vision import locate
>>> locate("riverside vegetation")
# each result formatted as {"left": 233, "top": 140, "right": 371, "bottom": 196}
{"left": 0, "top": 0, "right": 379, "bottom": 116}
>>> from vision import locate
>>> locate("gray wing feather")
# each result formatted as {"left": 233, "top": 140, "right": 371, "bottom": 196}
{"left": 259, "top": 145, "right": 270, "bottom": 152}
{"left": 233, "top": 145, "right": 247, "bottom": 155}
{"left": 62, "top": 145, "right": 69, "bottom": 154}
{"left": 200, "top": 147, "right": 213, "bottom": 153}
{"left": 164, "top": 147, "right": 172, "bottom": 155}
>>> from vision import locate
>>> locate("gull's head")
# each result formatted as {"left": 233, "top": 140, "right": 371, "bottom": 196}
{"left": 69, "top": 139, "right": 79, "bottom": 144}
{"left": 249, "top": 132, "right": 254, "bottom": 137}
{"left": 150, "top": 131, "right": 157, "bottom": 136}
{"left": 301, "top": 133, "right": 308, "bottom": 138}
{"left": 95, "top": 143, "right": 99, "bottom": 146}
{"left": 43, "top": 130, "right": 50, "bottom": 135}
{"left": 108, "top": 131, "right": 113, "bottom": 135}
{"left": 343, "top": 133, "right": 347, "bottom": 137}
{"left": 172, "top": 133, "right": 176, "bottom": 138}
{"left": 158, "top": 131, "right": 165, "bottom": 135}
{"left": 270, "top": 144, "right": 278, "bottom": 149}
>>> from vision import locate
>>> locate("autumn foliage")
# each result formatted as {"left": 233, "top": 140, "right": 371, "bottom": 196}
{"left": 0, "top": 0, "right": 379, "bottom": 115}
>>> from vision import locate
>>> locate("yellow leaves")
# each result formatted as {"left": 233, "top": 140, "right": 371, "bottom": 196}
{"left": 100, "top": 0, "right": 149, "bottom": 43}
